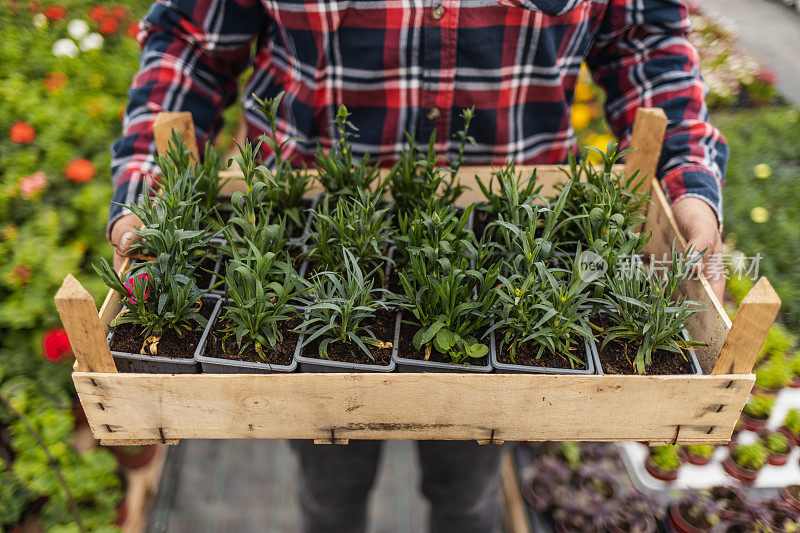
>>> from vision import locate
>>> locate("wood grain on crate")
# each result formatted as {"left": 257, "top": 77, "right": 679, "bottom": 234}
{"left": 73, "top": 371, "right": 751, "bottom": 445}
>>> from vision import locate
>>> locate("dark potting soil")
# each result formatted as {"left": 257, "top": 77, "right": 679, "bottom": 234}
{"left": 495, "top": 336, "right": 587, "bottom": 370}
{"left": 301, "top": 309, "right": 396, "bottom": 365}
{"left": 195, "top": 256, "right": 218, "bottom": 289}
{"left": 110, "top": 299, "right": 215, "bottom": 359}
{"left": 398, "top": 313, "right": 490, "bottom": 367}
{"left": 591, "top": 316, "right": 693, "bottom": 375}
{"left": 205, "top": 316, "right": 301, "bottom": 365}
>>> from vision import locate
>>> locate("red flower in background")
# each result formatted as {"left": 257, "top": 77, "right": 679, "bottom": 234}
{"left": 10, "top": 264, "right": 32, "bottom": 286}
{"left": 44, "top": 71, "right": 67, "bottom": 93}
{"left": 98, "top": 16, "right": 119, "bottom": 35}
{"left": 88, "top": 4, "right": 106, "bottom": 21}
{"left": 44, "top": 4, "right": 67, "bottom": 21}
{"left": 42, "top": 328, "right": 72, "bottom": 362}
{"left": 19, "top": 172, "right": 48, "bottom": 198}
{"left": 64, "top": 158, "right": 96, "bottom": 183}
{"left": 9, "top": 121, "right": 35, "bottom": 144}
{"left": 757, "top": 69, "right": 777, "bottom": 86}
{"left": 111, "top": 5, "right": 130, "bottom": 20}
{"left": 28, "top": 1, "right": 41, "bottom": 12}
{"left": 126, "top": 22, "right": 139, "bottom": 39}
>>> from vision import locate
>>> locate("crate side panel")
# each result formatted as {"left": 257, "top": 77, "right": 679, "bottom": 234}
{"left": 74, "top": 372, "right": 751, "bottom": 444}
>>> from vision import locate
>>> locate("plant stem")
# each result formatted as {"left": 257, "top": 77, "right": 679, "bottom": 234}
{"left": 0, "top": 391, "right": 86, "bottom": 533}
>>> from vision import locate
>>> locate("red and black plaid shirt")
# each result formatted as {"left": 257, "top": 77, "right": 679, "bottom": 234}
{"left": 110, "top": 0, "right": 727, "bottom": 230}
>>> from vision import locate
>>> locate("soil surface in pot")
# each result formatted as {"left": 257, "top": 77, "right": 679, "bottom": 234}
{"left": 205, "top": 316, "right": 300, "bottom": 365}
{"left": 195, "top": 255, "right": 217, "bottom": 289}
{"left": 398, "top": 314, "right": 490, "bottom": 367}
{"left": 472, "top": 210, "right": 495, "bottom": 241}
{"left": 592, "top": 316, "right": 694, "bottom": 375}
{"left": 110, "top": 299, "right": 215, "bottom": 358}
{"left": 302, "top": 309, "right": 395, "bottom": 365}
{"left": 495, "top": 337, "right": 587, "bottom": 370}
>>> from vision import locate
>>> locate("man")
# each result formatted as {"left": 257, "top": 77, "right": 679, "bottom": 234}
{"left": 109, "top": 0, "right": 726, "bottom": 531}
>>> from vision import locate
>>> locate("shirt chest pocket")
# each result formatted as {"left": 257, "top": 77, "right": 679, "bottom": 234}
{"left": 495, "top": 0, "right": 586, "bottom": 16}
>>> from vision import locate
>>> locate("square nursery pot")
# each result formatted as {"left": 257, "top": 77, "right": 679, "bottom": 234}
{"left": 490, "top": 331, "right": 596, "bottom": 375}
{"left": 293, "top": 311, "right": 399, "bottom": 373}
{"left": 107, "top": 295, "right": 222, "bottom": 374}
{"left": 591, "top": 329, "right": 702, "bottom": 376}
{"left": 195, "top": 300, "right": 299, "bottom": 374}
{"left": 392, "top": 313, "right": 493, "bottom": 373}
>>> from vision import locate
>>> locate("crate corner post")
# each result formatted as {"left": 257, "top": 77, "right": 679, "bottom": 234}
{"left": 152, "top": 111, "right": 199, "bottom": 159}
{"left": 55, "top": 273, "right": 117, "bottom": 373}
{"left": 712, "top": 276, "right": 781, "bottom": 376}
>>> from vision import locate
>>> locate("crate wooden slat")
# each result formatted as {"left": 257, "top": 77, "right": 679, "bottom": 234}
{"left": 58, "top": 108, "right": 779, "bottom": 446}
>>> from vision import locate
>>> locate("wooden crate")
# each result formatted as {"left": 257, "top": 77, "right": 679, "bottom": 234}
{"left": 56, "top": 109, "right": 780, "bottom": 447}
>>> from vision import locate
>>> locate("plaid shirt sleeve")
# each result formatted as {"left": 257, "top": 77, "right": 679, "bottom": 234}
{"left": 108, "top": 0, "right": 266, "bottom": 235}
{"left": 586, "top": 0, "right": 728, "bottom": 228}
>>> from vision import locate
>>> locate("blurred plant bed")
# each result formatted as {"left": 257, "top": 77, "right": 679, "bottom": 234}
{"left": 512, "top": 441, "right": 800, "bottom": 532}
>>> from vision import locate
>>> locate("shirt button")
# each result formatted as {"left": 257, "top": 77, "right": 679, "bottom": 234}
{"left": 427, "top": 107, "right": 441, "bottom": 120}
{"left": 432, "top": 5, "right": 445, "bottom": 20}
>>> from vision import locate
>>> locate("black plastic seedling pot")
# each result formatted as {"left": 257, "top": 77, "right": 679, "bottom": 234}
{"left": 489, "top": 331, "right": 596, "bottom": 375}
{"left": 293, "top": 312, "right": 399, "bottom": 373}
{"left": 392, "top": 313, "right": 493, "bottom": 373}
{"left": 107, "top": 296, "right": 222, "bottom": 374}
{"left": 591, "top": 329, "right": 703, "bottom": 376}
{"left": 195, "top": 299, "right": 299, "bottom": 374}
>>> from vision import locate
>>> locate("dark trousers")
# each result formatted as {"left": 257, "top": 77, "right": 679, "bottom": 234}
{"left": 290, "top": 440, "right": 504, "bottom": 533}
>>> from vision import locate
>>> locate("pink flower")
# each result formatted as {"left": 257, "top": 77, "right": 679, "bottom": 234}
{"left": 124, "top": 272, "right": 150, "bottom": 304}
{"left": 19, "top": 172, "right": 48, "bottom": 198}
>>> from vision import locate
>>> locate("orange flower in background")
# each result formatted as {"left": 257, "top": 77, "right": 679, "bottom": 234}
{"left": 43, "top": 71, "right": 67, "bottom": 93}
{"left": 43, "top": 4, "right": 66, "bottom": 21}
{"left": 9, "top": 121, "right": 35, "bottom": 144}
{"left": 85, "top": 98, "right": 105, "bottom": 118}
{"left": 42, "top": 327, "right": 72, "bottom": 362}
{"left": 10, "top": 264, "right": 33, "bottom": 286}
{"left": 98, "top": 16, "right": 119, "bottom": 35}
{"left": 88, "top": 4, "right": 106, "bottom": 21}
{"left": 64, "top": 158, "right": 96, "bottom": 183}
{"left": 19, "top": 172, "right": 48, "bottom": 198}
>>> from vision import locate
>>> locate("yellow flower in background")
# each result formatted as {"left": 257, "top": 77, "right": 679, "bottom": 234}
{"left": 575, "top": 80, "right": 595, "bottom": 103}
{"left": 571, "top": 103, "right": 592, "bottom": 131}
{"left": 585, "top": 133, "right": 616, "bottom": 163}
{"left": 750, "top": 207, "right": 769, "bottom": 223}
{"left": 754, "top": 163, "right": 771, "bottom": 179}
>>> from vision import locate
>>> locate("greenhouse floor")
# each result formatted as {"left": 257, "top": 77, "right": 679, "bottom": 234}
{"left": 146, "top": 439, "right": 429, "bottom": 533}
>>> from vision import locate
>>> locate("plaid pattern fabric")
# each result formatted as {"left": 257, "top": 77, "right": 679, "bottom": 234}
{"left": 110, "top": 0, "right": 727, "bottom": 231}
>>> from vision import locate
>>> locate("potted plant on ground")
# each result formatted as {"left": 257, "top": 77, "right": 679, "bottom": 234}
{"left": 762, "top": 431, "right": 791, "bottom": 466}
{"left": 681, "top": 444, "right": 716, "bottom": 466}
{"left": 394, "top": 242, "right": 498, "bottom": 372}
{"left": 519, "top": 455, "right": 571, "bottom": 511}
{"left": 644, "top": 445, "right": 682, "bottom": 482}
{"left": 110, "top": 445, "right": 159, "bottom": 470}
{"left": 780, "top": 485, "right": 800, "bottom": 514}
{"left": 753, "top": 359, "right": 791, "bottom": 395}
{"left": 780, "top": 409, "right": 800, "bottom": 446}
{"left": 741, "top": 395, "right": 775, "bottom": 433}
{"left": 295, "top": 251, "right": 396, "bottom": 372}
{"left": 710, "top": 486, "right": 746, "bottom": 521}
{"left": 593, "top": 245, "right": 704, "bottom": 375}
{"left": 94, "top": 254, "right": 219, "bottom": 373}
{"left": 197, "top": 240, "right": 305, "bottom": 373}
{"left": 723, "top": 442, "right": 769, "bottom": 483}
{"left": 668, "top": 490, "right": 723, "bottom": 533}
{"left": 489, "top": 257, "right": 595, "bottom": 374}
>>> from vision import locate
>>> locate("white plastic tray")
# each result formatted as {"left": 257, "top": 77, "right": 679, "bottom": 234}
{"left": 618, "top": 387, "right": 800, "bottom": 493}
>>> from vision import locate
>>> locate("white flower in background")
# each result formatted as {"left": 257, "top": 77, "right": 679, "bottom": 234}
{"left": 52, "top": 38, "right": 79, "bottom": 58}
{"left": 67, "top": 19, "right": 90, "bottom": 40}
{"left": 33, "top": 13, "right": 47, "bottom": 29}
{"left": 79, "top": 33, "right": 104, "bottom": 52}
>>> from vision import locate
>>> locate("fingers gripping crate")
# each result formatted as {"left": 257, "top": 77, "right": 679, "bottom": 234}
{"left": 56, "top": 109, "right": 780, "bottom": 447}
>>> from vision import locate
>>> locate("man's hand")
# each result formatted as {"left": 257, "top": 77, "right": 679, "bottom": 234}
{"left": 671, "top": 197, "right": 725, "bottom": 302}
{"left": 109, "top": 213, "right": 142, "bottom": 272}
